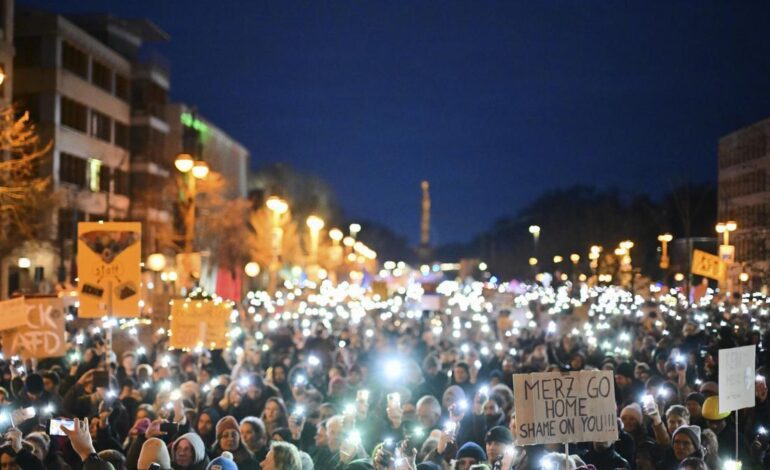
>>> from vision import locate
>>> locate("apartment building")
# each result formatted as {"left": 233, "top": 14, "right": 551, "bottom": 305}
{"left": 718, "top": 117, "right": 770, "bottom": 284}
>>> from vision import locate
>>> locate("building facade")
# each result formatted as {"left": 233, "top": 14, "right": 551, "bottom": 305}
{"left": 165, "top": 103, "right": 249, "bottom": 199}
{"left": 718, "top": 118, "right": 770, "bottom": 283}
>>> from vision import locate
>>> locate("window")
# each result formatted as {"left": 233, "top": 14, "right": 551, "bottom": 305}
{"left": 114, "top": 121, "right": 129, "bottom": 149}
{"left": 60, "top": 97, "right": 87, "bottom": 132}
{"left": 88, "top": 158, "right": 102, "bottom": 192}
{"left": 59, "top": 152, "right": 86, "bottom": 188}
{"left": 91, "top": 60, "right": 112, "bottom": 93}
{"left": 61, "top": 41, "right": 88, "bottom": 79}
{"left": 90, "top": 110, "right": 111, "bottom": 142}
{"left": 58, "top": 209, "right": 85, "bottom": 241}
{"left": 115, "top": 74, "right": 130, "bottom": 101}
{"left": 114, "top": 169, "right": 129, "bottom": 196}
{"left": 99, "top": 163, "right": 111, "bottom": 193}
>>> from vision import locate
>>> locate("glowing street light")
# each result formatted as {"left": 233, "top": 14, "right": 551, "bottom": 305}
{"left": 657, "top": 233, "right": 673, "bottom": 270}
{"left": 528, "top": 257, "right": 538, "bottom": 266}
{"left": 307, "top": 215, "right": 325, "bottom": 267}
{"left": 146, "top": 253, "right": 167, "bottom": 272}
{"left": 553, "top": 255, "right": 563, "bottom": 263}
{"left": 569, "top": 253, "right": 580, "bottom": 264}
{"left": 266, "top": 196, "right": 289, "bottom": 292}
{"left": 244, "top": 262, "right": 260, "bottom": 278}
{"left": 715, "top": 221, "right": 737, "bottom": 246}
{"left": 174, "top": 153, "right": 194, "bottom": 173}
{"left": 191, "top": 160, "right": 210, "bottom": 179}
{"left": 329, "top": 228, "right": 343, "bottom": 243}
{"left": 528, "top": 225, "right": 541, "bottom": 236}
{"left": 349, "top": 223, "right": 361, "bottom": 239}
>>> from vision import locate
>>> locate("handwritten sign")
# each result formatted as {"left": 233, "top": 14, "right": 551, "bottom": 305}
{"left": 205, "top": 302, "right": 230, "bottom": 349}
{"left": 3, "top": 298, "right": 66, "bottom": 359}
{"left": 513, "top": 370, "right": 618, "bottom": 445}
{"left": 169, "top": 300, "right": 231, "bottom": 350}
{"left": 719, "top": 346, "right": 756, "bottom": 413}
{"left": 77, "top": 222, "right": 141, "bottom": 318}
{"left": 0, "top": 297, "right": 32, "bottom": 330}
{"left": 691, "top": 249, "right": 725, "bottom": 281}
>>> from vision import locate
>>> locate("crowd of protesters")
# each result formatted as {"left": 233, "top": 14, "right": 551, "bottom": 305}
{"left": 0, "top": 281, "right": 769, "bottom": 470}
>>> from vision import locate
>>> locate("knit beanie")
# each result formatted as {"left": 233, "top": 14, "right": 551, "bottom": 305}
{"left": 620, "top": 403, "right": 643, "bottom": 424}
{"left": 208, "top": 451, "right": 237, "bottom": 470}
{"left": 455, "top": 442, "right": 486, "bottom": 462}
{"left": 215, "top": 415, "right": 240, "bottom": 438}
{"left": 137, "top": 437, "right": 171, "bottom": 470}
{"left": 485, "top": 425, "right": 514, "bottom": 444}
{"left": 686, "top": 392, "right": 706, "bottom": 406}
{"left": 615, "top": 362, "right": 635, "bottom": 379}
{"left": 673, "top": 425, "right": 701, "bottom": 449}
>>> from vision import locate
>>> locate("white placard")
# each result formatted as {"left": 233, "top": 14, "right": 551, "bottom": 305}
{"left": 513, "top": 370, "right": 618, "bottom": 445}
{"left": 719, "top": 345, "right": 756, "bottom": 413}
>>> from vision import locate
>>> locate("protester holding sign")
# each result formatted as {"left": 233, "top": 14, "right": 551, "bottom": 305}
{"left": 0, "top": 277, "right": 768, "bottom": 469}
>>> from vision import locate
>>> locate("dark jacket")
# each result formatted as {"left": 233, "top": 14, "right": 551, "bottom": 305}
{"left": 582, "top": 444, "right": 631, "bottom": 470}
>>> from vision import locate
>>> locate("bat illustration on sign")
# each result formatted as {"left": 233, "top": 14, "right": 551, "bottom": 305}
{"left": 78, "top": 231, "right": 139, "bottom": 264}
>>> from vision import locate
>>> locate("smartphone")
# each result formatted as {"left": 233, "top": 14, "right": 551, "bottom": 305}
{"left": 49, "top": 418, "right": 75, "bottom": 436}
{"left": 160, "top": 422, "right": 179, "bottom": 435}
{"left": 93, "top": 371, "right": 110, "bottom": 389}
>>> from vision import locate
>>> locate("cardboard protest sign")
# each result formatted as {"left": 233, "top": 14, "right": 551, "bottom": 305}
{"left": 719, "top": 346, "right": 756, "bottom": 413}
{"left": 77, "top": 222, "right": 141, "bottom": 318}
{"left": 169, "top": 300, "right": 231, "bottom": 350}
{"left": 513, "top": 370, "right": 618, "bottom": 445}
{"left": 169, "top": 300, "right": 206, "bottom": 350}
{"left": 204, "top": 301, "right": 231, "bottom": 349}
{"left": 3, "top": 298, "right": 66, "bottom": 359}
{"left": 0, "top": 297, "right": 32, "bottom": 330}
{"left": 691, "top": 249, "right": 725, "bottom": 281}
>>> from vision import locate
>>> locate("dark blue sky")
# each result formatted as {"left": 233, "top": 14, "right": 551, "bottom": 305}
{"left": 23, "top": 1, "right": 770, "bottom": 244}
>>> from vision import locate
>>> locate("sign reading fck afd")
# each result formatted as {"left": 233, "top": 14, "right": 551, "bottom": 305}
{"left": 513, "top": 370, "right": 618, "bottom": 445}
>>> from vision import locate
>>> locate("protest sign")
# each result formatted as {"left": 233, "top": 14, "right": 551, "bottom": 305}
{"left": 691, "top": 249, "right": 725, "bottom": 281}
{"left": 169, "top": 300, "right": 206, "bottom": 350}
{"left": 513, "top": 370, "right": 618, "bottom": 445}
{"left": 77, "top": 222, "right": 141, "bottom": 318}
{"left": 0, "top": 297, "right": 31, "bottom": 330}
{"left": 719, "top": 345, "right": 756, "bottom": 413}
{"left": 170, "top": 300, "right": 231, "bottom": 350}
{"left": 204, "top": 301, "right": 231, "bottom": 349}
{"left": 3, "top": 297, "right": 66, "bottom": 359}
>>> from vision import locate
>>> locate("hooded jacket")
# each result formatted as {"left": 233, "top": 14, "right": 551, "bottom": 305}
{"left": 172, "top": 433, "right": 210, "bottom": 470}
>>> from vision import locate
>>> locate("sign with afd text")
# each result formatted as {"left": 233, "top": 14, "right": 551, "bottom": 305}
{"left": 2, "top": 297, "right": 66, "bottom": 359}
{"left": 719, "top": 345, "right": 756, "bottom": 413}
{"left": 77, "top": 222, "right": 141, "bottom": 318}
{"left": 691, "top": 249, "right": 725, "bottom": 281}
{"left": 513, "top": 370, "right": 618, "bottom": 445}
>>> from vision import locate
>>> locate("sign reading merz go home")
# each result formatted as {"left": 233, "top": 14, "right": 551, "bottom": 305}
{"left": 513, "top": 370, "right": 618, "bottom": 445}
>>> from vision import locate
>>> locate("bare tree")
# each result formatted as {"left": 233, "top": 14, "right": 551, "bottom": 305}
{"left": 0, "top": 106, "right": 53, "bottom": 269}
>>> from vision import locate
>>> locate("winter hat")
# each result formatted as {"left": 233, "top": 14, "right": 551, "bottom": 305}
{"left": 416, "top": 463, "right": 442, "bottom": 470}
{"left": 25, "top": 374, "right": 44, "bottom": 395}
{"left": 615, "top": 362, "right": 635, "bottom": 379}
{"left": 174, "top": 433, "right": 206, "bottom": 464}
{"left": 686, "top": 392, "right": 706, "bottom": 407}
{"left": 485, "top": 425, "right": 514, "bottom": 444}
{"left": 456, "top": 442, "right": 487, "bottom": 462}
{"left": 620, "top": 403, "right": 643, "bottom": 424}
{"left": 673, "top": 425, "right": 701, "bottom": 449}
{"left": 137, "top": 437, "right": 171, "bottom": 470}
{"left": 215, "top": 415, "right": 240, "bottom": 437}
{"left": 207, "top": 451, "right": 237, "bottom": 470}
{"left": 699, "top": 381, "right": 719, "bottom": 396}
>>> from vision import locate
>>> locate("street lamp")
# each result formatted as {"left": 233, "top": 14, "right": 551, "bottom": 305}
{"left": 553, "top": 255, "right": 563, "bottom": 263}
{"left": 146, "top": 253, "right": 167, "bottom": 272}
{"left": 244, "top": 262, "right": 260, "bottom": 278}
{"left": 266, "top": 196, "right": 289, "bottom": 292}
{"left": 715, "top": 221, "right": 737, "bottom": 246}
{"left": 569, "top": 253, "right": 580, "bottom": 264}
{"left": 657, "top": 233, "right": 673, "bottom": 270}
{"left": 175, "top": 153, "right": 209, "bottom": 253}
{"left": 528, "top": 257, "right": 538, "bottom": 266}
{"left": 349, "top": 223, "right": 361, "bottom": 239}
{"left": 329, "top": 228, "right": 343, "bottom": 244}
{"left": 174, "top": 153, "right": 194, "bottom": 173}
{"left": 306, "top": 215, "right": 325, "bottom": 267}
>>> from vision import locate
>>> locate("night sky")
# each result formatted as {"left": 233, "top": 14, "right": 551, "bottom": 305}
{"left": 22, "top": 1, "right": 770, "bottom": 245}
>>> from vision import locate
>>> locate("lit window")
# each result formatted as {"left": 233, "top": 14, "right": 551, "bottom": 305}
{"left": 88, "top": 158, "right": 102, "bottom": 192}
